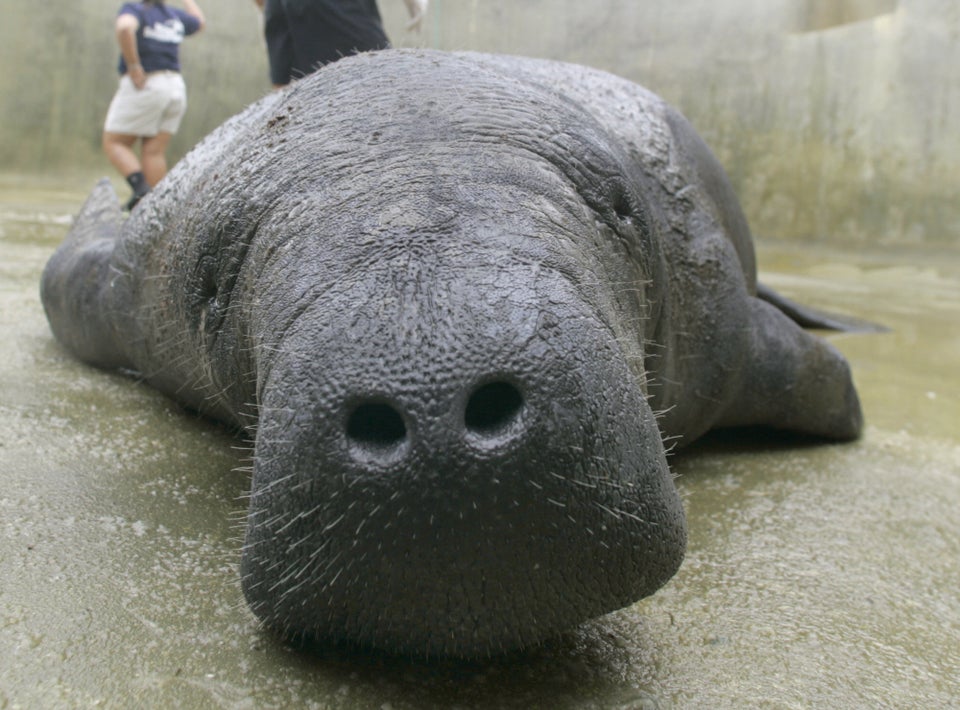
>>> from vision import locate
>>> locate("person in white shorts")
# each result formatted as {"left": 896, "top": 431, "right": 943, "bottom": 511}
{"left": 102, "top": 0, "right": 205, "bottom": 209}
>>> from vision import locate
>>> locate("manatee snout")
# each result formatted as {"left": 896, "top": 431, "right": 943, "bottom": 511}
{"left": 240, "top": 269, "right": 687, "bottom": 657}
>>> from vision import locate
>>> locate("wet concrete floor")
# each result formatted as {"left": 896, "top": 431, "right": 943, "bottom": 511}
{"left": 1, "top": 173, "right": 957, "bottom": 708}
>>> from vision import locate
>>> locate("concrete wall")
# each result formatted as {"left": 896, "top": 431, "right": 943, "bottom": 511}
{"left": 0, "top": 0, "right": 271, "bottom": 169}
{"left": 2, "top": 0, "right": 957, "bottom": 247}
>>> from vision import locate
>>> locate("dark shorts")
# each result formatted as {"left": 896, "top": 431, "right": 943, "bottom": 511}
{"left": 264, "top": 0, "right": 390, "bottom": 85}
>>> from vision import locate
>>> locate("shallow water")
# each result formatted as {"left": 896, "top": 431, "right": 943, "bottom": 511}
{"left": 1, "top": 173, "right": 957, "bottom": 708}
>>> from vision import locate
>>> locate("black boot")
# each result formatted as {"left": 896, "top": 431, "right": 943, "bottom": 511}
{"left": 124, "top": 171, "right": 150, "bottom": 211}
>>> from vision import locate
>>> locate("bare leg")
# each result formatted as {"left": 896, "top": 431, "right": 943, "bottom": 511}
{"left": 141, "top": 131, "right": 172, "bottom": 186}
{"left": 102, "top": 131, "right": 141, "bottom": 177}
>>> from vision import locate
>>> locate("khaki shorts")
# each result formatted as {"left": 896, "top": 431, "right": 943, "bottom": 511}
{"left": 103, "top": 71, "right": 188, "bottom": 136}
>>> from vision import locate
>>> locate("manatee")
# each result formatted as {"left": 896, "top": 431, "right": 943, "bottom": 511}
{"left": 40, "top": 49, "right": 862, "bottom": 658}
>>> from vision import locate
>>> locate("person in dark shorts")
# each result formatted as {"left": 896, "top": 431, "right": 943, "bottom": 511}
{"left": 253, "top": 0, "right": 427, "bottom": 87}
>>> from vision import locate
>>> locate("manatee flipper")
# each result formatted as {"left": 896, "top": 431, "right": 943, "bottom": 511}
{"left": 719, "top": 297, "right": 863, "bottom": 440}
{"left": 40, "top": 179, "right": 130, "bottom": 370}
{"left": 757, "top": 282, "right": 886, "bottom": 333}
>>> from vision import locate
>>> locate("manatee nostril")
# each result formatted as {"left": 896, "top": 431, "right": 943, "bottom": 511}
{"left": 346, "top": 402, "right": 407, "bottom": 452}
{"left": 464, "top": 381, "right": 525, "bottom": 438}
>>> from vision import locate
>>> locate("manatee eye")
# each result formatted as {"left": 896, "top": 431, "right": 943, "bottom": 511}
{"left": 611, "top": 183, "right": 636, "bottom": 223}
{"left": 195, "top": 254, "right": 219, "bottom": 306}
{"left": 608, "top": 178, "right": 652, "bottom": 235}
{"left": 191, "top": 252, "right": 226, "bottom": 334}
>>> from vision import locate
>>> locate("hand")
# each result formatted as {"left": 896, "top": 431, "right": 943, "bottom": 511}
{"left": 128, "top": 63, "right": 147, "bottom": 89}
{"left": 402, "top": 0, "right": 427, "bottom": 31}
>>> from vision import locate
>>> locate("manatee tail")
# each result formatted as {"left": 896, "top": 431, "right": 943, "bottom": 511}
{"left": 756, "top": 282, "right": 887, "bottom": 333}
{"left": 40, "top": 179, "right": 131, "bottom": 369}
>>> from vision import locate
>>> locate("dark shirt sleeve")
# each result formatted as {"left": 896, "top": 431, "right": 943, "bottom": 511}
{"left": 175, "top": 8, "right": 203, "bottom": 36}
{"left": 117, "top": 2, "right": 141, "bottom": 22}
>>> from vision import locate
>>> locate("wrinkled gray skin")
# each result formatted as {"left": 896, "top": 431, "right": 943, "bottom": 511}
{"left": 41, "top": 50, "right": 862, "bottom": 658}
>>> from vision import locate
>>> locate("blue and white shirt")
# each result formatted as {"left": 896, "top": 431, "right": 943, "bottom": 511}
{"left": 116, "top": 2, "right": 202, "bottom": 74}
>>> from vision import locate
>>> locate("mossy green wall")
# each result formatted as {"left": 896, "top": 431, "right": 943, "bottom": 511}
{"left": 2, "top": 0, "right": 956, "bottom": 246}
